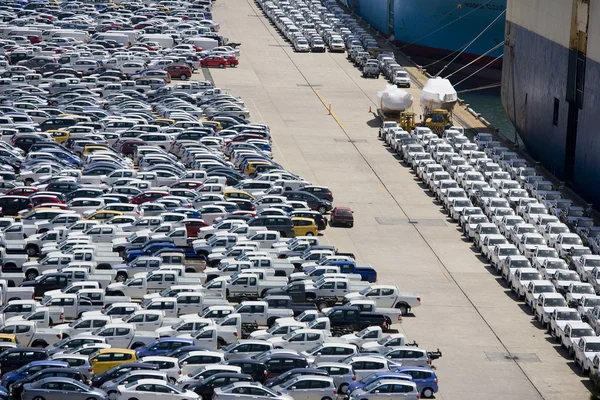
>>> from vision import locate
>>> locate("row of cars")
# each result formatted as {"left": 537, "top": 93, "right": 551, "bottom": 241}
{"left": 0, "top": 2, "right": 441, "bottom": 400}
{"left": 257, "top": 0, "right": 357, "bottom": 54}
{"left": 378, "top": 114, "right": 600, "bottom": 378}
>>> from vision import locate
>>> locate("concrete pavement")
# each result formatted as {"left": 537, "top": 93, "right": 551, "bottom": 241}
{"left": 204, "top": 1, "right": 591, "bottom": 398}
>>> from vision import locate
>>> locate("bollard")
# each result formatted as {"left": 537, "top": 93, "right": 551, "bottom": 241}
{"left": 328, "top": 104, "right": 332, "bottom": 115}
{"left": 369, "top": 106, "right": 372, "bottom": 113}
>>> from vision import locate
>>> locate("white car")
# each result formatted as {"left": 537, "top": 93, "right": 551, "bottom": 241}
{"left": 272, "top": 375, "right": 337, "bottom": 400}
{"left": 116, "top": 379, "right": 199, "bottom": 400}
{"left": 213, "top": 382, "right": 293, "bottom": 400}
{"left": 139, "top": 357, "right": 182, "bottom": 383}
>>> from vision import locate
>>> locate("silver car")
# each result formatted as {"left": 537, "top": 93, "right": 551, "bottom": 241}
{"left": 314, "top": 362, "right": 356, "bottom": 394}
{"left": 213, "top": 381, "right": 294, "bottom": 400}
{"left": 381, "top": 347, "right": 430, "bottom": 367}
{"left": 223, "top": 340, "right": 274, "bottom": 360}
{"left": 301, "top": 343, "right": 358, "bottom": 363}
{"left": 348, "top": 379, "right": 420, "bottom": 400}
{"left": 272, "top": 375, "right": 337, "bottom": 400}
{"left": 22, "top": 377, "right": 108, "bottom": 400}
{"left": 100, "top": 370, "right": 168, "bottom": 400}
{"left": 49, "top": 353, "right": 94, "bottom": 379}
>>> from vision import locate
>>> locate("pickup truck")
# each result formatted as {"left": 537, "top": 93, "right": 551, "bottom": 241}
{"left": 177, "top": 312, "right": 242, "bottom": 348}
{"left": 21, "top": 249, "right": 122, "bottom": 280}
{"left": 125, "top": 241, "right": 203, "bottom": 264}
{"left": 268, "top": 328, "right": 342, "bottom": 351}
{"left": 106, "top": 269, "right": 205, "bottom": 298}
{"left": 0, "top": 299, "right": 63, "bottom": 324}
{"left": 42, "top": 291, "right": 130, "bottom": 320}
{"left": 40, "top": 267, "right": 113, "bottom": 288}
{"left": 20, "top": 273, "right": 70, "bottom": 297}
{"left": 559, "top": 321, "right": 595, "bottom": 356}
{"left": 112, "top": 256, "right": 165, "bottom": 282}
{"left": 324, "top": 299, "right": 402, "bottom": 326}
{"left": 41, "top": 239, "right": 113, "bottom": 258}
{"left": 88, "top": 323, "right": 158, "bottom": 349}
{"left": 231, "top": 300, "right": 293, "bottom": 327}
{"left": 52, "top": 314, "right": 113, "bottom": 337}
{"left": 203, "top": 261, "right": 264, "bottom": 282}
{"left": 549, "top": 307, "right": 582, "bottom": 341}
{"left": 192, "top": 233, "right": 240, "bottom": 256}
{"left": 322, "top": 261, "right": 377, "bottom": 282}
{"left": 263, "top": 278, "right": 370, "bottom": 309}
{"left": 583, "top": 306, "right": 600, "bottom": 335}
{"left": 532, "top": 292, "right": 569, "bottom": 327}
{"left": 112, "top": 231, "right": 155, "bottom": 255}
{"left": 573, "top": 255, "right": 600, "bottom": 282}
{"left": 174, "top": 291, "right": 228, "bottom": 315}
{"left": 262, "top": 295, "right": 317, "bottom": 317}
{"left": 225, "top": 272, "right": 287, "bottom": 301}
{"left": 343, "top": 285, "right": 421, "bottom": 316}
{"left": 4, "top": 305, "right": 65, "bottom": 328}
{"left": 289, "top": 266, "right": 363, "bottom": 282}
{"left": 321, "top": 306, "right": 390, "bottom": 332}
{"left": 0, "top": 320, "right": 64, "bottom": 347}
{"left": 113, "top": 310, "right": 179, "bottom": 332}
{"left": 0, "top": 279, "right": 34, "bottom": 303}
{"left": 0, "top": 247, "right": 29, "bottom": 273}
{"left": 24, "top": 228, "right": 70, "bottom": 256}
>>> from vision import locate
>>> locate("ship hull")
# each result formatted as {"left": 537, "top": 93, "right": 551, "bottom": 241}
{"left": 502, "top": 0, "right": 600, "bottom": 206}
{"left": 342, "top": 0, "right": 506, "bottom": 60}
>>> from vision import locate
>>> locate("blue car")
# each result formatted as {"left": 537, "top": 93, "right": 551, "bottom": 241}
{"left": 44, "top": 149, "right": 83, "bottom": 168}
{"left": 347, "top": 371, "right": 414, "bottom": 394}
{"left": 0, "top": 360, "right": 68, "bottom": 389}
{"left": 135, "top": 338, "right": 196, "bottom": 358}
{"left": 393, "top": 366, "right": 438, "bottom": 398}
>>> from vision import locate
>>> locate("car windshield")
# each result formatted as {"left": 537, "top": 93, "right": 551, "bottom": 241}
{"left": 525, "top": 237, "right": 545, "bottom": 245}
{"left": 500, "top": 248, "right": 520, "bottom": 256}
{"left": 511, "top": 260, "right": 530, "bottom": 268}
{"left": 572, "top": 328, "right": 595, "bottom": 337}
{"left": 556, "top": 272, "right": 578, "bottom": 281}
{"left": 573, "top": 286, "right": 595, "bottom": 294}
{"left": 585, "top": 259, "right": 600, "bottom": 267}
{"left": 537, "top": 250, "right": 558, "bottom": 258}
{"left": 556, "top": 311, "right": 580, "bottom": 320}
{"left": 544, "top": 298, "right": 567, "bottom": 306}
{"left": 520, "top": 273, "right": 541, "bottom": 280}
{"left": 584, "top": 298, "right": 600, "bottom": 307}
{"left": 546, "top": 260, "right": 567, "bottom": 269}
{"left": 480, "top": 227, "right": 499, "bottom": 234}
{"left": 562, "top": 237, "right": 582, "bottom": 245}
{"left": 534, "top": 285, "right": 555, "bottom": 293}
{"left": 585, "top": 343, "right": 600, "bottom": 352}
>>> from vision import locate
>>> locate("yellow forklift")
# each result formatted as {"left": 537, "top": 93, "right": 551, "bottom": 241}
{"left": 423, "top": 109, "right": 453, "bottom": 136}
{"left": 399, "top": 111, "right": 416, "bottom": 132}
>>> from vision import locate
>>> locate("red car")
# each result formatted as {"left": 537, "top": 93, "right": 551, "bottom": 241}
{"left": 131, "top": 191, "right": 168, "bottom": 205}
{"left": 330, "top": 206, "right": 354, "bottom": 227}
{"left": 183, "top": 219, "right": 210, "bottom": 237}
{"left": 28, "top": 195, "right": 62, "bottom": 207}
{"left": 5, "top": 187, "right": 38, "bottom": 197}
{"left": 164, "top": 64, "right": 192, "bottom": 80}
{"left": 200, "top": 55, "right": 238, "bottom": 68}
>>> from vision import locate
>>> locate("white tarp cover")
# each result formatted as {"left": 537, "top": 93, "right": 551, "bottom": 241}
{"left": 377, "top": 85, "right": 413, "bottom": 112}
{"left": 420, "top": 77, "right": 457, "bottom": 109}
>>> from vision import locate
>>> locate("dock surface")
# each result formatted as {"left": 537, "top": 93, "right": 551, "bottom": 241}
{"left": 208, "top": 1, "right": 591, "bottom": 398}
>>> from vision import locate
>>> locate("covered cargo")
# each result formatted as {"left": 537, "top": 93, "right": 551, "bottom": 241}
{"left": 377, "top": 85, "right": 413, "bottom": 116}
{"left": 420, "top": 77, "right": 457, "bottom": 114}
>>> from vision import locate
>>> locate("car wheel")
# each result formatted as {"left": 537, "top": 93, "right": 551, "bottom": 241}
{"left": 32, "top": 396, "right": 45, "bottom": 400}
{"left": 306, "top": 232, "right": 314, "bottom": 236}
{"left": 317, "top": 205, "right": 327, "bottom": 214}
{"left": 108, "top": 391, "right": 117, "bottom": 400}
{"left": 397, "top": 304, "right": 409, "bottom": 316}
{"left": 180, "top": 74, "right": 188, "bottom": 80}
{"left": 25, "top": 178, "right": 34, "bottom": 185}
{"left": 422, "top": 388, "right": 434, "bottom": 398}
{"left": 338, "top": 384, "right": 349, "bottom": 394}
{"left": 218, "top": 63, "right": 225, "bottom": 68}
{"left": 317, "top": 301, "right": 328, "bottom": 311}
{"left": 230, "top": 63, "right": 236, "bottom": 67}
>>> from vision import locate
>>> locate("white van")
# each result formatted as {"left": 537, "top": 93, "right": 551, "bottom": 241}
{"left": 95, "top": 33, "right": 130, "bottom": 45}
{"left": 139, "top": 34, "right": 174, "bottom": 48}
{"left": 50, "top": 29, "right": 89, "bottom": 42}
{"left": 185, "top": 37, "right": 218, "bottom": 50}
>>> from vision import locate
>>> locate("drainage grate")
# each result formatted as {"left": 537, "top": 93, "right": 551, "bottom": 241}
{"left": 334, "top": 138, "right": 367, "bottom": 143}
{"left": 408, "top": 219, "right": 447, "bottom": 227}
{"left": 375, "top": 218, "right": 408, "bottom": 225}
{"left": 485, "top": 352, "right": 541, "bottom": 363}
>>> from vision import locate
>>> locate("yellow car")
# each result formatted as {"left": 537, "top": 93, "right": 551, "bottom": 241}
{"left": 223, "top": 189, "right": 255, "bottom": 202}
{"left": 0, "top": 334, "right": 18, "bottom": 344}
{"left": 90, "top": 349, "right": 137, "bottom": 374}
{"left": 244, "top": 161, "right": 271, "bottom": 176}
{"left": 201, "top": 120, "right": 222, "bottom": 132}
{"left": 82, "top": 145, "right": 110, "bottom": 155}
{"left": 48, "top": 130, "right": 69, "bottom": 144}
{"left": 152, "top": 118, "right": 175, "bottom": 127}
{"left": 292, "top": 217, "right": 318, "bottom": 236}
{"left": 83, "top": 210, "right": 124, "bottom": 221}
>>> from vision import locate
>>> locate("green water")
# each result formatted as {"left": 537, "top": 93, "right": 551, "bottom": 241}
{"left": 458, "top": 89, "right": 524, "bottom": 146}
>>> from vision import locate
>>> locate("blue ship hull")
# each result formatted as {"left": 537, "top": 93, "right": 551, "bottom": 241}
{"left": 342, "top": 0, "right": 506, "bottom": 64}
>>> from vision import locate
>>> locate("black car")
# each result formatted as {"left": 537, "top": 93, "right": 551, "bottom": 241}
{"left": 189, "top": 373, "right": 253, "bottom": 398}
{"left": 0, "top": 348, "right": 48, "bottom": 375}
{"left": 223, "top": 360, "right": 268, "bottom": 383}
{"left": 298, "top": 185, "right": 334, "bottom": 202}
{"left": 12, "top": 135, "right": 51, "bottom": 153}
{"left": 227, "top": 198, "right": 256, "bottom": 212}
{"left": 90, "top": 363, "right": 160, "bottom": 387}
{"left": 11, "top": 368, "right": 86, "bottom": 398}
{"left": 261, "top": 353, "right": 310, "bottom": 378}
{"left": 292, "top": 210, "right": 327, "bottom": 230}
{"left": 0, "top": 196, "right": 30, "bottom": 216}
{"left": 65, "top": 188, "right": 105, "bottom": 201}
{"left": 264, "top": 368, "right": 329, "bottom": 388}
{"left": 45, "top": 181, "right": 83, "bottom": 195}
{"left": 283, "top": 191, "right": 333, "bottom": 214}
{"left": 20, "top": 273, "right": 69, "bottom": 296}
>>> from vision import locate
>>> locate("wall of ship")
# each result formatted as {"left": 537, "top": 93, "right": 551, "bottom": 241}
{"left": 502, "top": 0, "right": 600, "bottom": 205}
{"left": 341, "top": 0, "right": 506, "bottom": 61}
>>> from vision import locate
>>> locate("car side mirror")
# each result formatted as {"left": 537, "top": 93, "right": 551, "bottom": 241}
{"left": 290, "top": 387, "right": 296, "bottom": 390}
{"left": 316, "top": 352, "right": 322, "bottom": 356}
{"left": 233, "top": 350, "right": 238, "bottom": 353}
{"left": 374, "top": 390, "right": 380, "bottom": 394}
